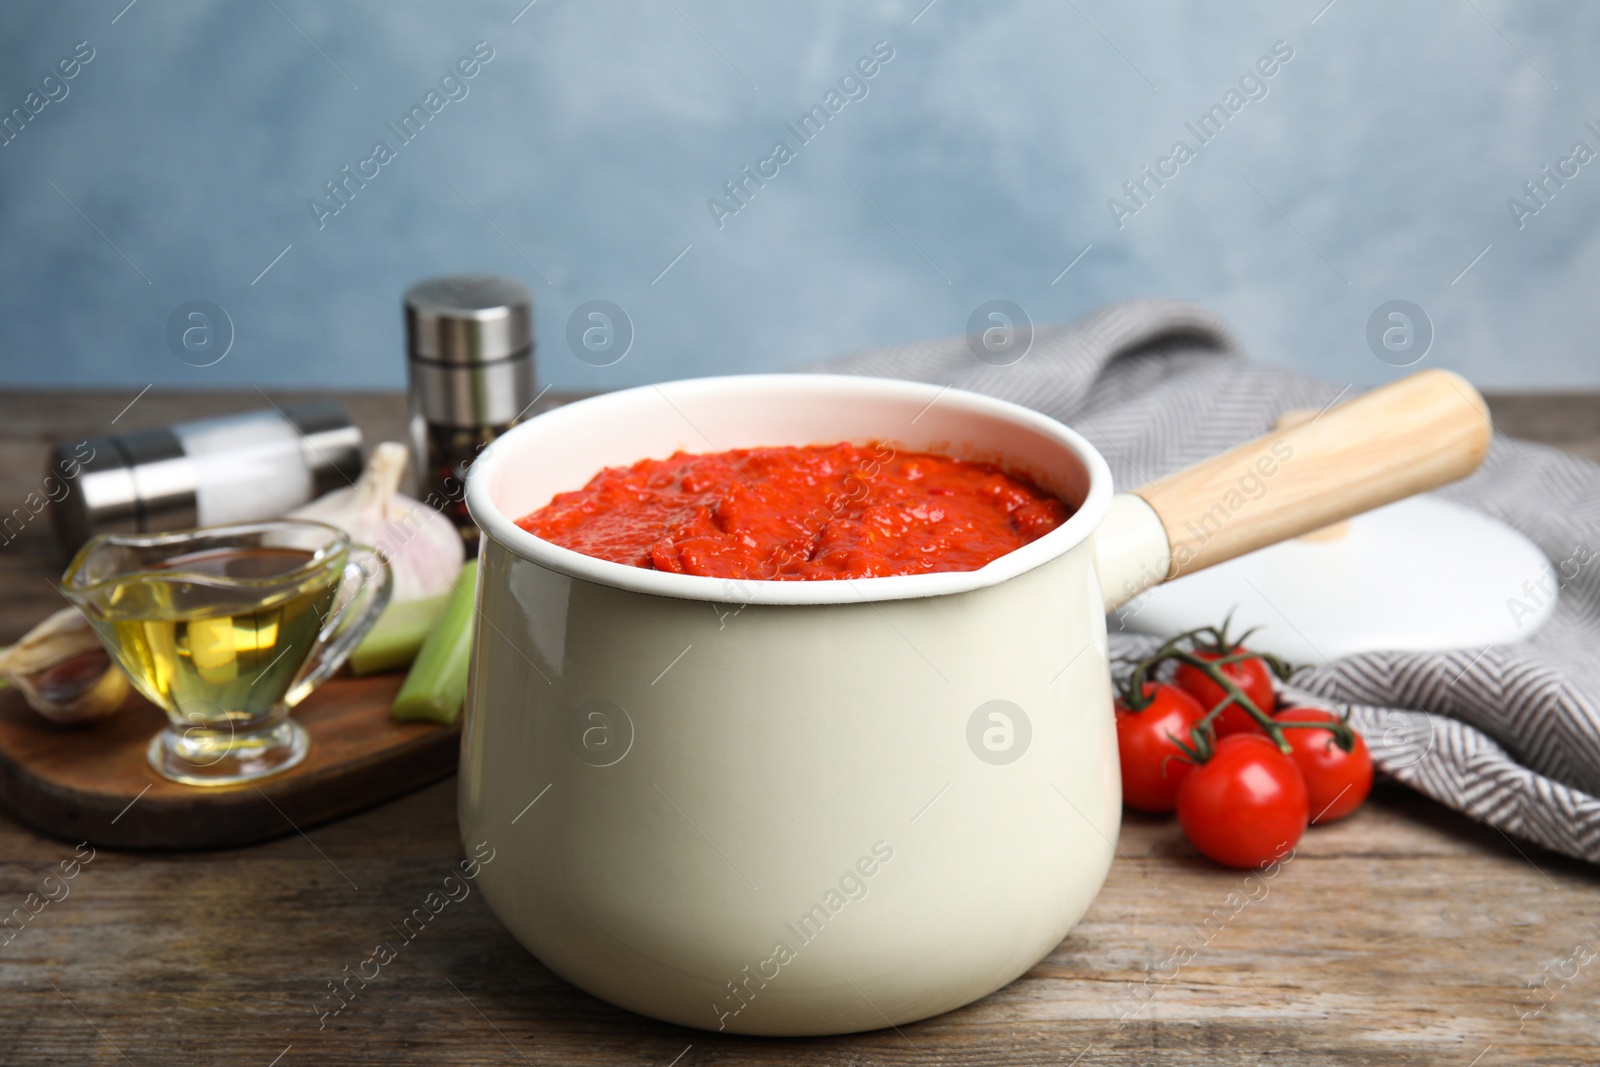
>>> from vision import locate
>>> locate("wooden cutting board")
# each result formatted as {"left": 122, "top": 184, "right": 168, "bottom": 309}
{"left": 0, "top": 673, "right": 459, "bottom": 850}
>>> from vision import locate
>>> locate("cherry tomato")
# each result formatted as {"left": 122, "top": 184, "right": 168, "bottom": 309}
{"left": 1177, "top": 734, "right": 1308, "bottom": 869}
{"left": 1115, "top": 683, "right": 1207, "bottom": 813}
{"left": 1173, "top": 650, "right": 1276, "bottom": 737}
{"left": 1273, "top": 707, "right": 1372, "bottom": 824}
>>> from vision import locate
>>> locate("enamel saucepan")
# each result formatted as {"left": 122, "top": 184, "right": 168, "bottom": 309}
{"left": 460, "top": 369, "right": 1489, "bottom": 1035}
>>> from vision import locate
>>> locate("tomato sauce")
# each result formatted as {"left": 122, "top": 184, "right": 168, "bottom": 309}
{"left": 516, "top": 442, "right": 1071, "bottom": 581}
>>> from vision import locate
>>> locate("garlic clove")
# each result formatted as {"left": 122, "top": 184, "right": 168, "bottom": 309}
{"left": 10, "top": 650, "right": 130, "bottom": 725}
{"left": 290, "top": 442, "right": 465, "bottom": 604}
{"left": 0, "top": 607, "right": 130, "bottom": 725}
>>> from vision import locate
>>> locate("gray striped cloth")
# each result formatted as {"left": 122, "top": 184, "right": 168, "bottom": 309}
{"left": 815, "top": 298, "right": 1600, "bottom": 865}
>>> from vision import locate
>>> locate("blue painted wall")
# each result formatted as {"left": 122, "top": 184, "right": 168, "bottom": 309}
{"left": 1, "top": 0, "right": 1597, "bottom": 392}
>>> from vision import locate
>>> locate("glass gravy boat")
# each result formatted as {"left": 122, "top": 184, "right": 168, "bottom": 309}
{"left": 63, "top": 520, "right": 391, "bottom": 786}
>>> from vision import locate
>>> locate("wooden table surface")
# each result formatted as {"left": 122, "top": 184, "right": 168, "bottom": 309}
{"left": 1, "top": 388, "right": 1597, "bottom": 1066}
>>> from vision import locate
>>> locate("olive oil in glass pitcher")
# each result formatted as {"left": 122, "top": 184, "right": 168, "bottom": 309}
{"left": 63, "top": 521, "right": 391, "bottom": 786}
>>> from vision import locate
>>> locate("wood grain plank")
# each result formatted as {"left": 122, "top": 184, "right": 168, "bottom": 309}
{"left": 0, "top": 672, "right": 459, "bottom": 849}
{"left": 1, "top": 784, "right": 1596, "bottom": 1065}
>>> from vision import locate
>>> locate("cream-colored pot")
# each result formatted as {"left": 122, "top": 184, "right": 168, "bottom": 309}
{"left": 461, "top": 370, "right": 1488, "bottom": 1036}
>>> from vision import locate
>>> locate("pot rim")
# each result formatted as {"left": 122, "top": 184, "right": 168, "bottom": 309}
{"left": 465, "top": 374, "right": 1113, "bottom": 605}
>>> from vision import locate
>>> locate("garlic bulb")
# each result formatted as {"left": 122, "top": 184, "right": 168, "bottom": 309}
{"left": 0, "top": 607, "right": 130, "bottom": 725}
{"left": 290, "top": 442, "right": 464, "bottom": 604}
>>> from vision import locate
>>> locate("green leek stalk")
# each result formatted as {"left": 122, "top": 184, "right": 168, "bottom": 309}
{"left": 349, "top": 594, "right": 448, "bottom": 676}
{"left": 391, "top": 560, "right": 478, "bottom": 725}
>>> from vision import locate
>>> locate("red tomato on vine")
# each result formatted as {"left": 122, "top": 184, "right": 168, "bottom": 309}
{"left": 1273, "top": 707, "right": 1372, "bottom": 824}
{"left": 1115, "top": 683, "right": 1207, "bottom": 813}
{"left": 1173, "top": 649, "right": 1276, "bottom": 737}
{"left": 1177, "top": 734, "right": 1308, "bottom": 868}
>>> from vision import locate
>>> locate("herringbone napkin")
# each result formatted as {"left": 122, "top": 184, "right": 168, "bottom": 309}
{"left": 815, "top": 299, "right": 1600, "bottom": 865}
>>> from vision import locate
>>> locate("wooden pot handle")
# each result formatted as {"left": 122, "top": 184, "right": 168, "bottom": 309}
{"left": 1132, "top": 369, "right": 1492, "bottom": 579}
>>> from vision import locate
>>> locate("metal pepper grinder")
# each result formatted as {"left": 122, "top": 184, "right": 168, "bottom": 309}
{"left": 404, "top": 274, "right": 535, "bottom": 554}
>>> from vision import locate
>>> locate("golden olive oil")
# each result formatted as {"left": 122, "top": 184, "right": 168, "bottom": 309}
{"left": 86, "top": 547, "right": 340, "bottom": 722}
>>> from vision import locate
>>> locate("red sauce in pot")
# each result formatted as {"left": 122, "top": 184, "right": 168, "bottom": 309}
{"left": 516, "top": 442, "right": 1071, "bottom": 581}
